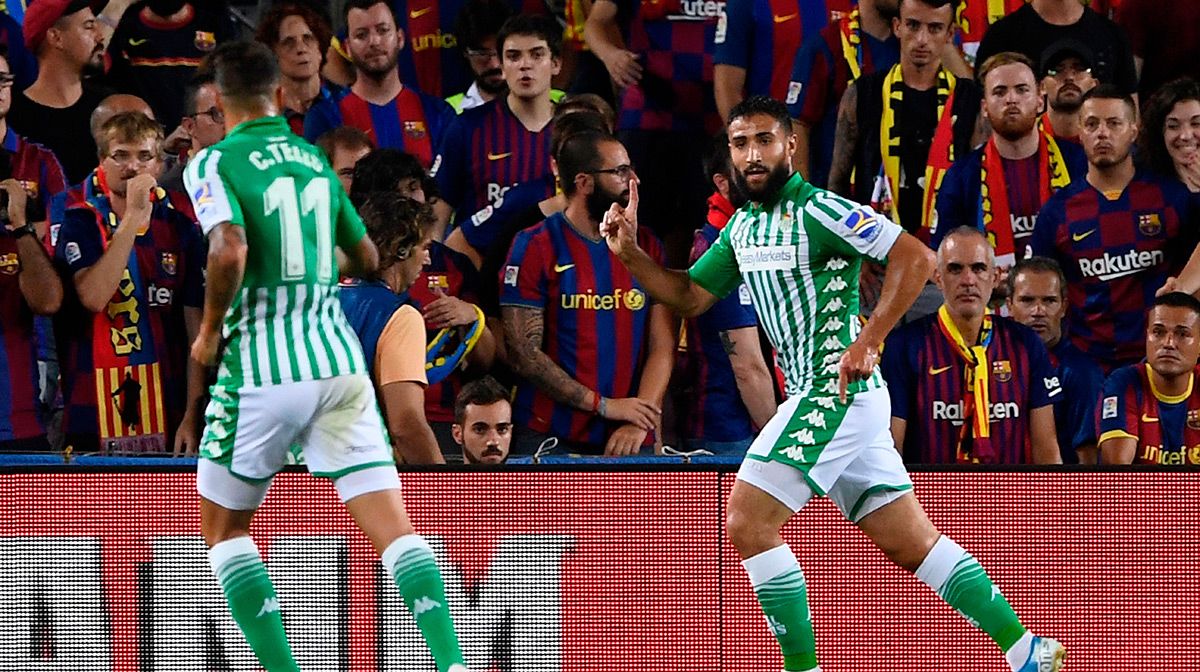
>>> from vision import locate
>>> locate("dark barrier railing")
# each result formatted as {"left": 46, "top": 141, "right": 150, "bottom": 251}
{"left": 1, "top": 468, "right": 1197, "bottom": 671}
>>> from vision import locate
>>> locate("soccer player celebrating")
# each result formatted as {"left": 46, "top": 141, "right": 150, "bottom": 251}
{"left": 603, "top": 95, "right": 1066, "bottom": 672}
{"left": 1030, "top": 85, "right": 1200, "bottom": 374}
{"left": 304, "top": 0, "right": 455, "bottom": 169}
{"left": 932, "top": 52, "right": 1086, "bottom": 270}
{"left": 1006, "top": 257, "right": 1104, "bottom": 464}
{"left": 184, "top": 41, "right": 468, "bottom": 672}
{"left": 882, "top": 227, "right": 1063, "bottom": 465}
{"left": 1099, "top": 292, "right": 1200, "bottom": 465}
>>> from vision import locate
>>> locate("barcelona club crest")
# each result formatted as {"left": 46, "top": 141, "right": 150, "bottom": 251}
{"left": 991, "top": 359, "right": 1012, "bottom": 383}
{"left": 194, "top": 31, "right": 216, "bottom": 52}
{"left": 1137, "top": 212, "right": 1162, "bottom": 237}
{"left": 403, "top": 120, "right": 427, "bottom": 140}
{"left": 1187, "top": 409, "right": 1200, "bottom": 431}
{"left": 160, "top": 252, "right": 177, "bottom": 276}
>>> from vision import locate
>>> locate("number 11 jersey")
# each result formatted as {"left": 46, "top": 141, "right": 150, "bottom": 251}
{"left": 184, "top": 115, "right": 368, "bottom": 390}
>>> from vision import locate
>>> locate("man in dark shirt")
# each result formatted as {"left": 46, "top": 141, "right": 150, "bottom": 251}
{"left": 975, "top": 0, "right": 1138, "bottom": 96}
{"left": 8, "top": 0, "right": 114, "bottom": 185}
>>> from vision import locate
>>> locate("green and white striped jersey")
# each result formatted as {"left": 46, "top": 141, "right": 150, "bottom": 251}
{"left": 689, "top": 173, "right": 902, "bottom": 398}
{"left": 184, "top": 116, "right": 368, "bottom": 389}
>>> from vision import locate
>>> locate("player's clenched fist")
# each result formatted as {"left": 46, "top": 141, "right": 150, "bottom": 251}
{"left": 125, "top": 173, "right": 158, "bottom": 210}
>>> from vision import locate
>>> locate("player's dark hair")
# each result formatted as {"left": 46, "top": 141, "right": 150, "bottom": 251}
{"left": 344, "top": 0, "right": 397, "bottom": 26}
{"left": 453, "top": 376, "right": 511, "bottom": 425}
{"left": 315, "top": 126, "right": 374, "bottom": 165}
{"left": 728, "top": 95, "right": 792, "bottom": 134}
{"left": 556, "top": 93, "right": 616, "bottom": 131}
{"left": 551, "top": 110, "right": 610, "bottom": 164}
{"left": 256, "top": 2, "right": 333, "bottom": 67}
{"left": 349, "top": 149, "right": 426, "bottom": 206}
{"left": 496, "top": 14, "right": 562, "bottom": 58}
{"left": 208, "top": 40, "right": 280, "bottom": 109}
{"left": 899, "top": 0, "right": 959, "bottom": 17}
{"left": 358, "top": 193, "right": 434, "bottom": 275}
{"left": 1138, "top": 77, "right": 1200, "bottom": 177}
{"left": 183, "top": 69, "right": 216, "bottom": 117}
{"left": 1081, "top": 83, "right": 1138, "bottom": 120}
{"left": 702, "top": 132, "right": 733, "bottom": 180}
{"left": 454, "top": 0, "right": 513, "bottom": 52}
{"left": 976, "top": 51, "right": 1036, "bottom": 88}
{"left": 1153, "top": 291, "right": 1200, "bottom": 317}
{"left": 556, "top": 130, "right": 617, "bottom": 197}
{"left": 1007, "top": 256, "right": 1067, "bottom": 299}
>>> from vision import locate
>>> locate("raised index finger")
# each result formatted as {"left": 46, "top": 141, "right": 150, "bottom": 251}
{"left": 627, "top": 177, "right": 639, "bottom": 220}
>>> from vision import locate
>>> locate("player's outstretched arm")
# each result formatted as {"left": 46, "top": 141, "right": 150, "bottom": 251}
{"left": 601, "top": 179, "right": 719, "bottom": 318}
{"left": 191, "top": 223, "right": 247, "bottom": 367}
{"left": 839, "top": 232, "right": 935, "bottom": 402}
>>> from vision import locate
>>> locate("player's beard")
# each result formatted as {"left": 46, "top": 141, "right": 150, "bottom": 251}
{"left": 991, "top": 109, "right": 1038, "bottom": 142}
{"left": 1050, "top": 85, "right": 1085, "bottom": 113}
{"left": 734, "top": 160, "right": 791, "bottom": 203}
{"left": 356, "top": 50, "right": 400, "bottom": 81}
{"left": 585, "top": 182, "right": 629, "bottom": 223}
{"left": 477, "top": 69, "right": 506, "bottom": 95}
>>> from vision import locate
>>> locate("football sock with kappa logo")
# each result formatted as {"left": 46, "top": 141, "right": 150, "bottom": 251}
{"left": 208, "top": 536, "right": 300, "bottom": 671}
{"left": 743, "top": 544, "right": 819, "bottom": 672}
{"left": 915, "top": 535, "right": 1027, "bottom": 653}
{"left": 383, "top": 534, "right": 465, "bottom": 672}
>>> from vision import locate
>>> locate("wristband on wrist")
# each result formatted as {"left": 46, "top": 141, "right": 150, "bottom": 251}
{"left": 591, "top": 391, "right": 600, "bottom": 414}
{"left": 598, "top": 397, "right": 607, "bottom": 419}
{"left": 10, "top": 221, "right": 35, "bottom": 239}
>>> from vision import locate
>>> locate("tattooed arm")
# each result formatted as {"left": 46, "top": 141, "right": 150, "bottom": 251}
{"left": 721, "top": 326, "right": 777, "bottom": 429}
{"left": 502, "top": 305, "right": 659, "bottom": 430}
{"left": 828, "top": 82, "right": 859, "bottom": 198}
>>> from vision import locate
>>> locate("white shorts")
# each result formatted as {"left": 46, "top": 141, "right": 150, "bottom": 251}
{"left": 196, "top": 374, "right": 399, "bottom": 510}
{"left": 736, "top": 387, "right": 913, "bottom": 523}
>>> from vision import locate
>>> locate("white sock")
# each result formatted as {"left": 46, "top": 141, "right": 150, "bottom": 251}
{"left": 1005, "top": 631, "right": 1034, "bottom": 671}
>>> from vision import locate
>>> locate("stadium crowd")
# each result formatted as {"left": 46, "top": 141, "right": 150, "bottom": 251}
{"left": 1, "top": 0, "right": 1199, "bottom": 466}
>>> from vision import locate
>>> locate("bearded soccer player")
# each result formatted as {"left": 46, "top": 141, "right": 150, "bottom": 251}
{"left": 603, "top": 95, "right": 1066, "bottom": 672}
{"left": 932, "top": 52, "right": 1086, "bottom": 269}
{"left": 184, "top": 41, "right": 467, "bottom": 672}
{"left": 1099, "top": 292, "right": 1200, "bottom": 465}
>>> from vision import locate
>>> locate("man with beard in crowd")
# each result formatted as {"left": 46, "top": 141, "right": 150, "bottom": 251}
{"left": 451, "top": 376, "right": 513, "bottom": 464}
{"left": 1039, "top": 39, "right": 1098, "bottom": 144}
{"left": 304, "top": 0, "right": 453, "bottom": 169}
{"left": 501, "top": 130, "right": 674, "bottom": 456}
{"left": 446, "top": 0, "right": 512, "bottom": 114}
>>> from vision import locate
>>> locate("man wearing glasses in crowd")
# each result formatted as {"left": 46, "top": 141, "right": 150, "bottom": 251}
{"left": 161, "top": 71, "right": 226, "bottom": 193}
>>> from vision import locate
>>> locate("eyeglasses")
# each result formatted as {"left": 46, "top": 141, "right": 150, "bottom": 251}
{"left": 192, "top": 106, "right": 224, "bottom": 123}
{"left": 466, "top": 48, "right": 498, "bottom": 61}
{"left": 106, "top": 150, "right": 159, "bottom": 166}
{"left": 588, "top": 164, "right": 635, "bottom": 179}
{"left": 1046, "top": 64, "right": 1092, "bottom": 78}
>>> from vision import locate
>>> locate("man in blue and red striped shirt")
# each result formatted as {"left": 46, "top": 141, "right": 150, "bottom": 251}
{"left": 713, "top": 0, "right": 852, "bottom": 121}
{"left": 305, "top": 0, "right": 454, "bottom": 169}
{"left": 501, "top": 130, "right": 675, "bottom": 455}
{"left": 0, "top": 180, "right": 62, "bottom": 452}
{"left": 883, "top": 226, "right": 1063, "bottom": 464}
{"left": 431, "top": 14, "right": 559, "bottom": 239}
{"left": 681, "top": 133, "right": 776, "bottom": 454}
{"left": 1030, "top": 85, "right": 1200, "bottom": 373}
{"left": 787, "top": 0, "right": 899, "bottom": 188}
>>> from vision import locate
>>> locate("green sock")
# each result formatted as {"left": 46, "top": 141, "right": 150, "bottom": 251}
{"left": 208, "top": 537, "right": 300, "bottom": 672}
{"left": 383, "top": 535, "right": 465, "bottom": 672}
{"left": 744, "top": 545, "right": 819, "bottom": 672}
{"left": 916, "top": 536, "right": 1027, "bottom": 651}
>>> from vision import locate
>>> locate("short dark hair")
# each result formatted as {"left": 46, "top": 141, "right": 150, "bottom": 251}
{"left": 899, "top": 0, "right": 959, "bottom": 17}
{"left": 727, "top": 95, "right": 792, "bottom": 133}
{"left": 349, "top": 149, "right": 426, "bottom": 205}
{"left": 976, "top": 52, "right": 1036, "bottom": 88}
{"left": 183, "top": 70, "right": 216, "bottom": 117}
{"left": 556, "top": 130, "right": 617, "bottom": 197}
{"left": 454, "top": 0, "right": 513, "bottom": 52}
{"left": 495, "top": 14, "right": 562, "bottom": 58}
{"left": 551, "top": 109, "right": 611, "bottom": 163}
{"left": 1139, "top": 77, "right": 1200, "bottom": 177}
{"left": 315, "top": 126, "right": 374, "bottom": 165}
{"left": 1081, "top": 83, "right": 1138, "bottom": 120}
{"left": 344, "top": 0, "right": 396, "bottom": 26}
{"left": 208, "top": 41, "right": 280, "bottom": 108}
{"left": 1153, "top": 291, "right": 1200, "bottom": 317}
{"left": 256, "top": 3, "right": 333, "bottom": 68}
{"left": 702, "top": 132, "right": 733, "bottom": 180}
{"left": 358, "top": 193, "right": 434, "bottom": 274}
{"left": 1007, "top": 256, "right": 1066, "bottom": 299}
{"left": 556, "top": 92, "right": 616, "bottom": 132}
{"left": 453, "top": 376, "right": 511, "bottom": 425}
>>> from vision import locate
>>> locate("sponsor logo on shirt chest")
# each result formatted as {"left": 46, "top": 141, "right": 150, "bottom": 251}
{"left": 560, "top": 287, "right": 647, "bottom": 311}
{"left": 736, "top": 245, "right": 795, "bottom": 272}
{"left": 1139, "top": 443, "right": 1200, "bottom": 465}
{"left": 1077, "top": 249, "right": 1165, "bottom": 281}
{"left": 673, "top": 0, "right": 725, "bottom": 19}
{"left": 932, "top": 400, "right": 1021, "bottom": 425}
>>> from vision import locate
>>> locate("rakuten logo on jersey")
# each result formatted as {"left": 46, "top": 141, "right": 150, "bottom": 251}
{"left": 932, "top": 400, "right": 1020, "bottom": 425}
{"left": 1078, "top": 249, "right": 1165, "bottom": 281}
{"left": 674, "top": 0, "right": 725, "bottom": 19}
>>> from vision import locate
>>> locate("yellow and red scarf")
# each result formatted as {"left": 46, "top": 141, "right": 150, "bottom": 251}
{"left": 839, "top": 8, "right": 864, "bottom": 80}
{"left": 936, "top": 305, "right": 997, "bottom": 464}
{"left": 879, "top": 65, "right": 958, "bottom": 242}
{"left": 979, "top": 123, "right": 1071, "bottom": 267}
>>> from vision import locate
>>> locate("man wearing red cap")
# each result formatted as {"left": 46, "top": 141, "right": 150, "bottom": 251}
{"left": 8, "top": 0, "right": 117, "bottom": 184}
